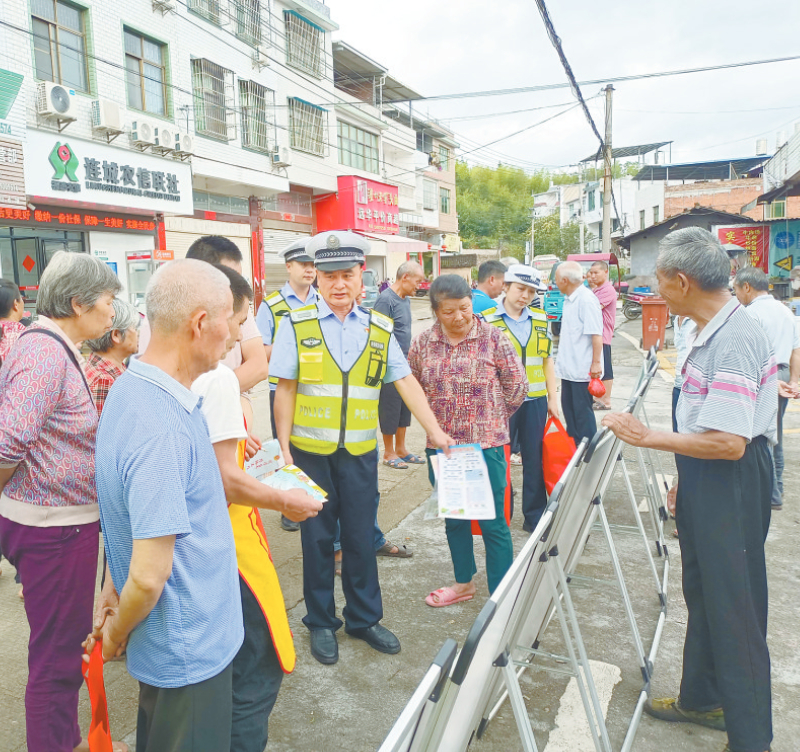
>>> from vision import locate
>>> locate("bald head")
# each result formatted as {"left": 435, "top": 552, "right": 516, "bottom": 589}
{"left": 146, "top": 259, "right": 231, "bottom": 335}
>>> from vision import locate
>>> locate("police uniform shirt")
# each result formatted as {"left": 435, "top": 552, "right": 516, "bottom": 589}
{"left": 488, "top": 299, "right": 549, "bottom": 402}
{"left": 256, "top": 282, "right": 318, "bottom": 392}
{"left": 269, "top": 297, "right": 411, "bottom": 383}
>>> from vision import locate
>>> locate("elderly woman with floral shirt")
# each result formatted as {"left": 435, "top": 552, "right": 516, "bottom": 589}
{"left": 0, "top": 252, "right": 126, "bottom": 752}
{"left": 408, "top": 274, "right": 527, "bottom": 607}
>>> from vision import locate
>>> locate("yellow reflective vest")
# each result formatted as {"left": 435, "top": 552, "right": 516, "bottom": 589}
{"left": 289, "top": 303, "right": 393, "bottom": 456}
{"left": 229, "top": 435, "right": 296, "bottom": 673}
{"left": 481, "top": 305, "right": 551, "bottom": 398}
{"left": 264, "top": 291, "right": 293, "bottom": 385}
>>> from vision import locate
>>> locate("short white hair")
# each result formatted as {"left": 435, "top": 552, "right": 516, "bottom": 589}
{"left": 37, "top": 251, "right": 122, "bottom": 319}
{"left": 146, "top": 259, "right": 231, "bottom": 335}
{"left": 396, "top": 260, "right": 423, "bottom": 279}
{"left": 85, "top": 298, "right": 139, "bottom": 352}
{"left": 557, "top": 261, "right": 584, "bottom": 284}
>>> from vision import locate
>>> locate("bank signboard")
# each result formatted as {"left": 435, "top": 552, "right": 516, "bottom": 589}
{"left": 25, "top": 129, "right": 193, "bottom": 215}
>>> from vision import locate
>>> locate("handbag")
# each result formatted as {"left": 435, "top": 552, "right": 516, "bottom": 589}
{"left": 542, "top": 417, "right": 577, "bottom": 495}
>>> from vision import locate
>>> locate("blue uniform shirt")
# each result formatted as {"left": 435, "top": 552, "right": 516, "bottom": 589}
{"left": 95, "top": 357, "right": 244, "bottom": 689}
{"left": 256, "top": 282, "right": 318, "bottom": 392}
{"left": 270, "top": 297, "right": 411, "bottom": 383}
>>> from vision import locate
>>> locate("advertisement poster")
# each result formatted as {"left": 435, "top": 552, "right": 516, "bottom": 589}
{"left": 717, "top": 226, "right": 769, "bottom": 272}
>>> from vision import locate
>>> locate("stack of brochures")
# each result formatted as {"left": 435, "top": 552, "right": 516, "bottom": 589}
{"left": 244, "top": 439, "right": 327, "bottom": 503}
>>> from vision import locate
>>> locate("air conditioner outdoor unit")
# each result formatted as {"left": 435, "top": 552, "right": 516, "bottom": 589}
{"left": 130, "top": 119, "right": 157, "bottom": 147}
{"left": 91, "top": 99, "right": 123, "bottom": 133}
{"left": 272, "top": 146, "right": 292, "bottom": 168}
{"left": 153, "top": 125, "right": 174, "bottom": 153}
{"left": 174, "top": 131, "right": 194, "bottom": 156}
{"left": 36, "top": 81, "right": 78, "bottom": 121}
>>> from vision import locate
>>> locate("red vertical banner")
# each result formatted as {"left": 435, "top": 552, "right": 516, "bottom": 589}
{"left": 249, "top": 197, "right": 264, "bottom": 306}
{"left": 717, "top": 226, "right": 769, "bottom": 272}
{"left": 155, "top": 213, "right": 167, "bottom": 251}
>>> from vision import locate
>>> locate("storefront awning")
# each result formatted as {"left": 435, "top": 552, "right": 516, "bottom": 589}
{"left": 356, "top": 231, "right": 430, "bottom": 256}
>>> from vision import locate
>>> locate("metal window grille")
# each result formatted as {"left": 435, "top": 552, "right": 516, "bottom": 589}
{"left": 440, "top": 187, "right": 450, "bottom": 214}
{"left": 285, "top": 12, "right": 322, "bottom": 78}
{"left": 289, "top": 97, "right": 326, "bottom": 156}
{"left": 337, "top": 120, "right": 378, "bottom": 174}
{"left": 423, "top": 180, "right": 437, "bottom": 211}
{"left": 191, "top": 58, "right": 236, "bottom": 141}
{"left": 188, "top": 0, "right": 220, "bottom": 23}
{"left": 31, "top": 0, "right": 88, "bottom": 92}
{"left": 230, "top": 0, "right": 261, "bottom": 45}
{"left": 239, "top": 79, "right": 274, "bottom": 153}
{"left": 259, "top": 191, "right": 312, "bottom": 216}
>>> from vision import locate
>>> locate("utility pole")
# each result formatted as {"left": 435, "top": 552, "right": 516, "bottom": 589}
{"left": 579, "top": 182, "right": 585, "bottom": 253}
{"left": 530, "top": 209, "right": 535, "bottom": 260}
{"left": 601, "top": 84, "right": 614, "bottom": 254}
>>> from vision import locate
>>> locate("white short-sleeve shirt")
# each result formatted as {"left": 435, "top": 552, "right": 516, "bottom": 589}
{"left": 191, "top": 363, "right": 248, "bottom": 444}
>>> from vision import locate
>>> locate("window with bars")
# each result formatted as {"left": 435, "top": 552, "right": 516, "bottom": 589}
{"left": 423, "top": 180, "right": 437, "bottom": 211}
{"left": 188, "top": 0, "right": 221, "bottom": 24}
{"left": 764, "top": 199, "right": 786, "bottom": 220}
{"left": 652, "top": 205, "right": 660, "bottom": 224}
{"left": 285, "top": 12, "right": 323, "bottom": 78}
{"left": 438, "top": 146, "right": 450, "bottom": 171}
{"left": 231, "top": 0, "right": 261, "bottom": 46}
{"left": 31, "top": 0, "right": 89, "bottom": 92}
{"left": 337, "top": 121, "right": 379, "bottom": 174}
{"left": 239, "top": 79, "right": 274, "bottom": 154}
{"left": 289, "top": 97, "right": 326, "bottom": 156}
{"left": 416, "top": 131, "right": 432, "bottom": 154}
{"left": 191, "top": 58, "right": 236, "bottom": 141}
{"left": 440, "top": 187, "right": 450, "bottom": 214}
{"left": 124, "top": 30, "right": 167, "bottom": 116}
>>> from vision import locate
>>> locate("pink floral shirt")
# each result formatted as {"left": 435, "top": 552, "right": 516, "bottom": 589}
{"left": 0, "top": 320, "right": 26, "bottom": 362}
{"left": 408, "top": 317, "right": 527, "bottom": 449}
{"left": 0, "top": 317, "right": 99, "bottom": 523}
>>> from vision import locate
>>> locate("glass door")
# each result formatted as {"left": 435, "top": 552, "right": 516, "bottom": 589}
{"left": 14, "top": 238, "right": 40, "bottom": 314}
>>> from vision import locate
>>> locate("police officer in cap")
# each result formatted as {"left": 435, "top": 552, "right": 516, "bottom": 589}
{"left": 270, "top": 230, "right": 453, "bottom": 665}
{"left": 256, "top": 237, "right": 318, "bottom": 532}
{"left": 480, "top": 264, "right": 559, "bottom": 533}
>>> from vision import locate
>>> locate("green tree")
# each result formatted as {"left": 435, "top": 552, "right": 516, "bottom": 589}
{"left": 456, "top": 162, "right": 580, "bottom": 257}
{"left": 532, "top": 215, "right": 591, "bottom": 260}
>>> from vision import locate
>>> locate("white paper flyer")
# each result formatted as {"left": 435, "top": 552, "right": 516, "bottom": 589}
{"left": 433, "top": 443, "right": 496, "bottom": 520}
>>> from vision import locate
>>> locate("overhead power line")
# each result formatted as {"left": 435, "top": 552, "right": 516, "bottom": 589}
{"left": 384, "top": 53, "right": 800, "bottom": 104}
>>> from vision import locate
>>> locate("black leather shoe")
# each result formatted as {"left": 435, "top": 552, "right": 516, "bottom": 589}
{"left": 281, "top": 515, "right": 300, "bottom": 532}
{"left": 309, "top": 629, "right": 338, "bottom": 664}
{"left": 346, "top": 624, "right": 400, "bottom": 654}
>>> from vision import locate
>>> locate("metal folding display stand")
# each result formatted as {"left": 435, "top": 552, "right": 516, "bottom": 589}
{"left": 379, "top": 350, "right": 671, "bottom": 752}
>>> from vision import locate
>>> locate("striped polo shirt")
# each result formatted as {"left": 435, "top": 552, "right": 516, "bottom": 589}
{"left": 677, "top": 297, "right": 777, "bottom": 443}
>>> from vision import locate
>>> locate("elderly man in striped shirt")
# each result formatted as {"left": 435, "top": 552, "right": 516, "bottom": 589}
{"left": 603, "top": 227, "right": 775, "bottom": 752}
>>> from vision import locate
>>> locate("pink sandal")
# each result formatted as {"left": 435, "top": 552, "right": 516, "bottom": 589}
{"left": 425, "top": 586, "right": 474, "bottom": 608}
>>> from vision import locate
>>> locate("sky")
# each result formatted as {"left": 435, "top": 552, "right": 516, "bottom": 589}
{"left": 327, "top": 0, "right": 800, "bottom": 174}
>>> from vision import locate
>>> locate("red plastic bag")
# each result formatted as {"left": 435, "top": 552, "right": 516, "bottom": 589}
{"left": 81, "top": 642, "right": 114, "bottom": 752}
{"left": 542, "top": 418, "right": 577, "bottom": 495}
{"left": 471, "top": 445, "right": 512, "bottom": 536}
{"left": 588, "top": 378, "right": 606, "bottom": 398}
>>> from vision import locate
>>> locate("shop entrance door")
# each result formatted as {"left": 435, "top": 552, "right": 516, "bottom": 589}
{"left": 0, "top": 229, "right": 86, "bottom": 315}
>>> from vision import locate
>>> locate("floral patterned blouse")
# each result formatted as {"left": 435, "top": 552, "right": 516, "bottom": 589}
{"left": 408, "top": 316, "right": 527, "bottom": 449}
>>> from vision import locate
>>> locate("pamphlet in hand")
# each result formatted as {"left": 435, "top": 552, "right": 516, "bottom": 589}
{"left": 433, "top": 443, "right": 496, "bottom": 520}
{"left": 244, "top": 439, "right": 327, "bottom": 503}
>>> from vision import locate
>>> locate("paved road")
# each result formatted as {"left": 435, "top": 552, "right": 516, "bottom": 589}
{"left": 1, "top": 303, "right": 798, "bottom": 752}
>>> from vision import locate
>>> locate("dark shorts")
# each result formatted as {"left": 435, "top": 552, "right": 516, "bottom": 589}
{"left": 378, "top": 381, "right": 411, "bottom": 434}
{"left": 602, "top": 343, "right": 614, "bottom": 380}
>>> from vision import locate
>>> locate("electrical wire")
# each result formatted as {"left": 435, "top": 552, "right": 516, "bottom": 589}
{"left": 532, "top": 0, "right": 624, "bottom": 238}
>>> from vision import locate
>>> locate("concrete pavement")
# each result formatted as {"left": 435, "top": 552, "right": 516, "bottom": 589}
{"left": 1, "top": 301, "right": 798, "bottom": 751}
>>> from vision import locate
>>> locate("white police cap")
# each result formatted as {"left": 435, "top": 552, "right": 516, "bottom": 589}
{"left": 307, "top": 230, "right": 370, "bottom": 271}
{"left": 278, "top": 236, "right": 313, "bottom": 263}
{"left": 505, "top": 264, "right": 546, "bottom": 292}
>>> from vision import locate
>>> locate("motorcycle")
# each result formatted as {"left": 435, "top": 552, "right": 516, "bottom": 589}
{"left": 621, "top": 292, "right": 673, "bottom": 328}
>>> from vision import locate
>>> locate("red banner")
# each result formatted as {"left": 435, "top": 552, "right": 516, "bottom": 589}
{"left": 717, "top": 226, "right": 769, "bottom": 272}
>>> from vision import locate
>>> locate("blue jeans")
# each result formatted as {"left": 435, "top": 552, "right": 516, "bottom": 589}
{"left": 334, "top": 493, "right": 385, "bottom": 553}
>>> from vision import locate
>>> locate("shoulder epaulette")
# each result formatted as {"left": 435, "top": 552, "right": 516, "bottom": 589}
{"left": 289, "top": 304, "right": 318, "bottom": 323}
{"left": 370, "top": 309, "right": 394, "bottom": 333}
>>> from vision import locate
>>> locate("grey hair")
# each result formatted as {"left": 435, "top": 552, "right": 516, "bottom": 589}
{"left": 557, "top": 261, "right": 584, "bottom": 284}
{"left": 396, "top": 260, "right": 423, "bottom": 279}
{"left": 430, "top": 274, "right": 472, "bottom": 311}
{"left": 656, "top": 227, "right": 730, "bottom": 291}
{"left": 37, "top": 251, "right": 122, "bottom": 319}
{"left": 146, "top": 259, "right": 231, "bottom": 335}
{"left": 85, "top": 298, "right": 139, "bottom": 353}
{"left": 733, "top": 266, "right": 769, "bottom": 292}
